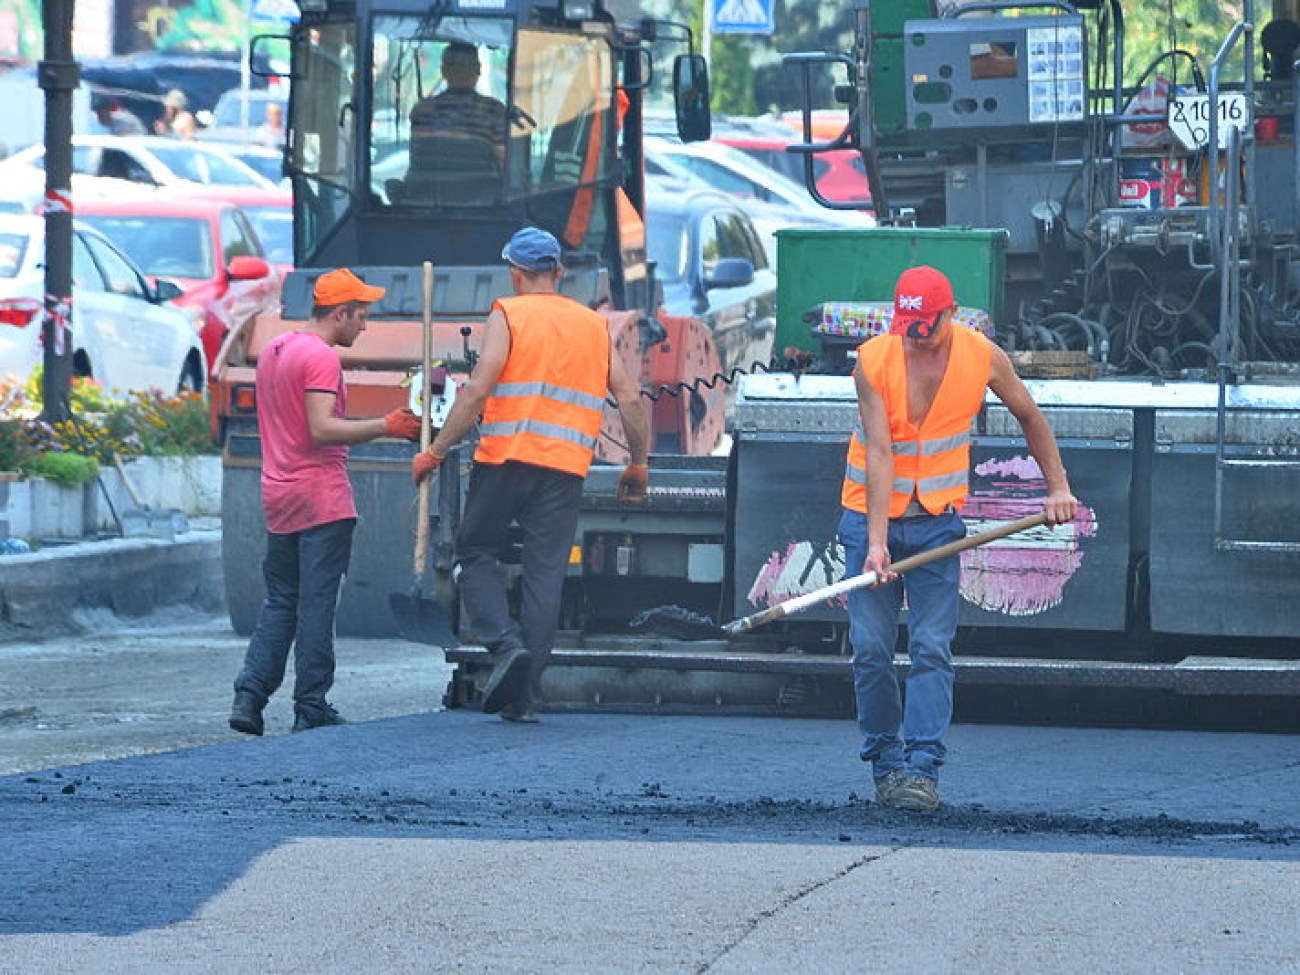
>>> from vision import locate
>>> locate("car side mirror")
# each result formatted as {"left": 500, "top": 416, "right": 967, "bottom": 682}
{"left": 153, "top": 278, "right": 184, "bottom": 302}
{"left": 673, "top": 54, "right": 711, "bottom": 143}
{"left": 228, "top": 255, "right": 271, "bottom": 281}
{"left": 705, "top": 257, "right": 754, "bottom": 290}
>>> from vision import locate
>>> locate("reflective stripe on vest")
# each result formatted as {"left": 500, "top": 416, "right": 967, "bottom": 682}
{"left": 840, "top": 327, "right": 990, "bottom": 516}
{"left": 474, "top": 294, "right": 610, "bottom": 477}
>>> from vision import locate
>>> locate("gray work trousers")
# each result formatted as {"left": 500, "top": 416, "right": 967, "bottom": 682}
{"left": 233, "top": 517, "right": 355, "bottom": 719}
{"left": 455, "top": 460, "right": 583, "bottom": 705}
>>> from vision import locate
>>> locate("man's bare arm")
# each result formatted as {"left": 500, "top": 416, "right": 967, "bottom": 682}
{"left": 856, "top": 365, "right": 897, "bottom": 580}
{"left": 987, "top": 344, "right": 1078, "bottom": 525}
{"left": 608, "top": 344, "right": 649, "bottom": 466}
{"left": 305, "top": 392, "right": 388, "bottom": 445}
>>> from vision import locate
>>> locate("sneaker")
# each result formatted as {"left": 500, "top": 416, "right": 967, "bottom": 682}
{"left": 874, "top": 769, "right": 907, "bottom": 806}
{"left": 481, "top": 646, "right": 532, "bottom": 714}
{"left": 228, "top": 692, "right": 264, "bottom": 737}
{"left": 500, "top": 702, "right": 539, "bottom": 724}
{"left": 291, "top": 703, "right": 347, "bottom": 733}
{"left": 892, "top": 774, "right": 940, "bottom": 812}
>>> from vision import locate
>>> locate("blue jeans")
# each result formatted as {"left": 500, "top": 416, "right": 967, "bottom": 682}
{"left": 234, "top": 517, "right": 355, "bottom": 719}
{"left": 838, "top": 508, "right": 965, "bottom": 781}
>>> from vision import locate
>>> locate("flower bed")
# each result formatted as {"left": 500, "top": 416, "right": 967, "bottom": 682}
{"left": 1, "top": 375, "right": 219, "bottom": 545}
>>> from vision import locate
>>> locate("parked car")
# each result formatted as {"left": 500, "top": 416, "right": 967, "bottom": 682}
{"left": 167, "top": 185, "right": 293, "bottom": 275}
{"left": 644, "top": 137, "right": 872, "bottom": 228}
{"left": 0, "top": 169, "right": 134, "bottom": 215}
{"left": 1, "top": 135, "right": 274, "bottom": 191}
{"left": 645, "top": 180, "right": 778, "bottom": 375}
{"left": 201, "top": 142, "right": 287, "bottom": 188}
{"left": 715, "top": 134, "right": 872, "bottom": 206}
{"left": 197, "top": 88, "right": 289, "bottom": 144}
{"left": 76, "top": 198, "right": 281, "bottom": 373}
{"left": 0, "top": 214, "right": 205, "bottom": 394}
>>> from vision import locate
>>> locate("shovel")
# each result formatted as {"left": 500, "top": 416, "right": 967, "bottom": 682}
{"left": 389, "top": 261, "right": 459, "bottom": 647}
{"left": 631, "top": 513, "right": 1049, "bottom": 641}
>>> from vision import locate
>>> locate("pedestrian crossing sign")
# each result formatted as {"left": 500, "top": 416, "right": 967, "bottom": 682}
{"left": 711, "top": 0, "right": 775, "bottom": 35}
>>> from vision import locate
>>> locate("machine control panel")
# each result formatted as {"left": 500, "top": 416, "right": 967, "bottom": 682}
{"left": 904, "top": 15, "right": 1087, "bottom": 134}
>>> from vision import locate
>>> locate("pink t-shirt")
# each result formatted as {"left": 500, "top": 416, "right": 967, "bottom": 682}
{"left": 256, "top": 331, "right": 357, "bottom": 534}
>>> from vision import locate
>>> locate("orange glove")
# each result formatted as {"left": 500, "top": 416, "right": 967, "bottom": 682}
{"left": 617, "top": 463, "right": 649, "bottom": 503}
{"left": 384, "top": 408, "right": 421, "bottom": 441}
{"left": 411, "top": 447, "right": 444, "bottom": 485}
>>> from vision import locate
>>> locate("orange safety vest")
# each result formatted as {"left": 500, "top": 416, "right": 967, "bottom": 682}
{"left": 841, "top": 325, "right": 992, "bottom": 516}
{"left": 474, "top": 293, "right": 610, "bottom": 477}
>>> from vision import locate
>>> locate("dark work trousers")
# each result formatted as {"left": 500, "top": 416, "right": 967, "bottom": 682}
{"left": 455, "top": 460, "right": 583, "bottom": 705}
{"left": 234, "top": 517, "right": 356, "bottom": 718}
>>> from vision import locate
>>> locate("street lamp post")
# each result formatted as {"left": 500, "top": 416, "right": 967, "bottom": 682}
{"left": 38, "top": 0, "right": 78, "bottom": 424}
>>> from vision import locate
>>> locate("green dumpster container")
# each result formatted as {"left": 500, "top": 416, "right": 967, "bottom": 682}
{"left": 774, "top": 227, "right": 1008, "bottom": 354}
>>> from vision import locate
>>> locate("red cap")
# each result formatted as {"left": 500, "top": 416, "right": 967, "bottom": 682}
{"left": 891, "top": 266, "right": 954, "bottom": 339}
{"left": 313, "top": 268, "right": 386, "bottom": 306}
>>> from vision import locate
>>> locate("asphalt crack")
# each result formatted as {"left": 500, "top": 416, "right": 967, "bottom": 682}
{"left": 695, "top": 848, "right": 900, "bottom": 974}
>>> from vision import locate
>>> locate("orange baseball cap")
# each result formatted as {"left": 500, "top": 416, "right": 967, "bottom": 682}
{"left": 313, "top": 268, "right": 386, "bottom": 306}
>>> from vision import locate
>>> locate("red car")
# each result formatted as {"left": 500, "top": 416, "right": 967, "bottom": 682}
{"left": 166, "top": 185, "right": 293, "bottom": 277}
{"left": 77, "top": 197, "right": 281, "bottom": 372}
{"left": 716, "top": 131, "right": 872, "bottom": 206}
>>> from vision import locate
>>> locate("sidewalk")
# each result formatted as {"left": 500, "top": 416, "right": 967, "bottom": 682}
{"left": 0, "top": 521, "right": 222, "bottom": 640}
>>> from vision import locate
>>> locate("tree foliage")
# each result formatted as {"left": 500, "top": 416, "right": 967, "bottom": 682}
{"left": 677, "top": 0, "right": 1256, "bottom": 117}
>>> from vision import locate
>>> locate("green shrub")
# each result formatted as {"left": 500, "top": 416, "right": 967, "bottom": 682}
{"left": 25, "top": 450, "right": 100, "bottom": 488}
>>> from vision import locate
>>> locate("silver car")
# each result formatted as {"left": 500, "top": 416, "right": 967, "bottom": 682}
{"left": 0, "top": 215, "right": 206, "bottom": 395}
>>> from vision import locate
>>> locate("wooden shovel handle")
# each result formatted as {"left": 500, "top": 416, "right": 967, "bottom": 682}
{"left": 414, "top": 261, "right": 434, "bottom": 577}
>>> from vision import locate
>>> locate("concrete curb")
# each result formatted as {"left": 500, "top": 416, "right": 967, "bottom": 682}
{"left": 0, "top": 527, "right": 224, "bottom": 638}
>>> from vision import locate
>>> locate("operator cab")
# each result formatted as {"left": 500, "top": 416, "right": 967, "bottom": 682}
{"left": 278, "top": 0, "right": 708, "bottom": 291}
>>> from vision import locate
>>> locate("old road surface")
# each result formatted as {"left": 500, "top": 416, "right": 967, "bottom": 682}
{"left": 1, "top": 615, "right": 1298, "bottom": 973}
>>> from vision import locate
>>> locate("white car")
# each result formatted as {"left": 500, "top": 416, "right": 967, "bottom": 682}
{"left": 645, "top": 139, "right": 860, "bottom": 266}
{"left": 1, "top": 134, "right": 273, "bottom": 190}
{"left": 0, "top": 215, "right": 206, "bottom": 395}
{"left": 645, "top": 136, "right": 872, "bottom": 228}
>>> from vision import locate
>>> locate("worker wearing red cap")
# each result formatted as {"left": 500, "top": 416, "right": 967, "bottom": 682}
{"left": 229, "top": 268, "right": 422, "bottom": 737}
{"left": 840, "top": 265, "right": 1078, "bottom": 811}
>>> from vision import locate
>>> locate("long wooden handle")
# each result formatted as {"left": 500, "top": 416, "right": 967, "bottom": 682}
{"left": 413, "top": 261, "right": 435, "bottom": 578}
{"left": 112, "top": 453, "right": 145, "bottom": 507}
{"left": 724, "top": 512, "right": 1049, "bottom": 635}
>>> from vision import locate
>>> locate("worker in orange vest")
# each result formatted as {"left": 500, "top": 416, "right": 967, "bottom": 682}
{"left": 412, "top": 227, "right": 651, "bottom": 721}
{"left": 840, "top": 266, "right": 1078, "bottom": 811}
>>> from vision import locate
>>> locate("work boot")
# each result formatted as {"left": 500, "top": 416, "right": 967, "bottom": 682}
{"left": 873, "top": 769, "right": 907, "bottom": 807}
{"left": 291, "top": 702, "right": 347, "bottom": 733}
{"left": 481, "top": 645, "right": 532, "bottom": 715}
{"left": 892, "top": 774, "right": 940, "bottom": 812}
{"left": 500, "top": 701, "right": 539, "bottom": 724}
{"left": 228, "top": 692, "right": 264, "bottom": 737}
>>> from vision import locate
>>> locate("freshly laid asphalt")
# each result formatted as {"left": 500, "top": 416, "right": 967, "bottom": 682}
{"left": 1, "top": 533, "right": 1297, "bottom": 972}
{"left": 2, "top": 706, "right": 1297, "bottom": 973}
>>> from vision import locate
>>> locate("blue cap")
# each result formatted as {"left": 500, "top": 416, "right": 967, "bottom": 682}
{"left": 501, "top": 226, "right": 562, "bottom": 273}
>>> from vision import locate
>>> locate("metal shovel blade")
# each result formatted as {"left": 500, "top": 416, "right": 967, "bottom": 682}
{"left": 389, "top": 591, "right": 460, "bottom": 648}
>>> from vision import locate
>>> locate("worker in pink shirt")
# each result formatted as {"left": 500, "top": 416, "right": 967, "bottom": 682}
{"left": 229, "top": 268, "right": 421, "bottom": 736}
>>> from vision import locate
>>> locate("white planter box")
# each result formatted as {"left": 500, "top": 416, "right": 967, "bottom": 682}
{"left": 93, "top": 455, "right": 222, "bottom": 533}
{"left": 0, "top": 474, "right": 93, "bottom": 541}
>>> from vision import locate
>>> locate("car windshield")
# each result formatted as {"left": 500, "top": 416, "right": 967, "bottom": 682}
{"left": 646, "top": 212, "right": 688, "bottom": 284}
{"left": 77, "top": 215, "right": 214, "bottom": 279}
{"left": 147, "top": 144, "right": 264, "bottom": 187}
{"left": 0, "top": 232, "right": 30, "bottom": 277}
{"left": 213, "top": 95, "right": 284, "bottom": 128}
{"left": 241, "top": 206, "right": 293, "bottom": 265}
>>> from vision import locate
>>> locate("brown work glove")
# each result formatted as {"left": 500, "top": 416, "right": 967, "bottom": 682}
{"left": 617, "top": 463, "right": 649, "bottom": 503}
{"left": 411, "top": 448, "right": 444, "bottom": 485}
{"left": 384, "top": 407, "right": 421, "bottom": 441}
